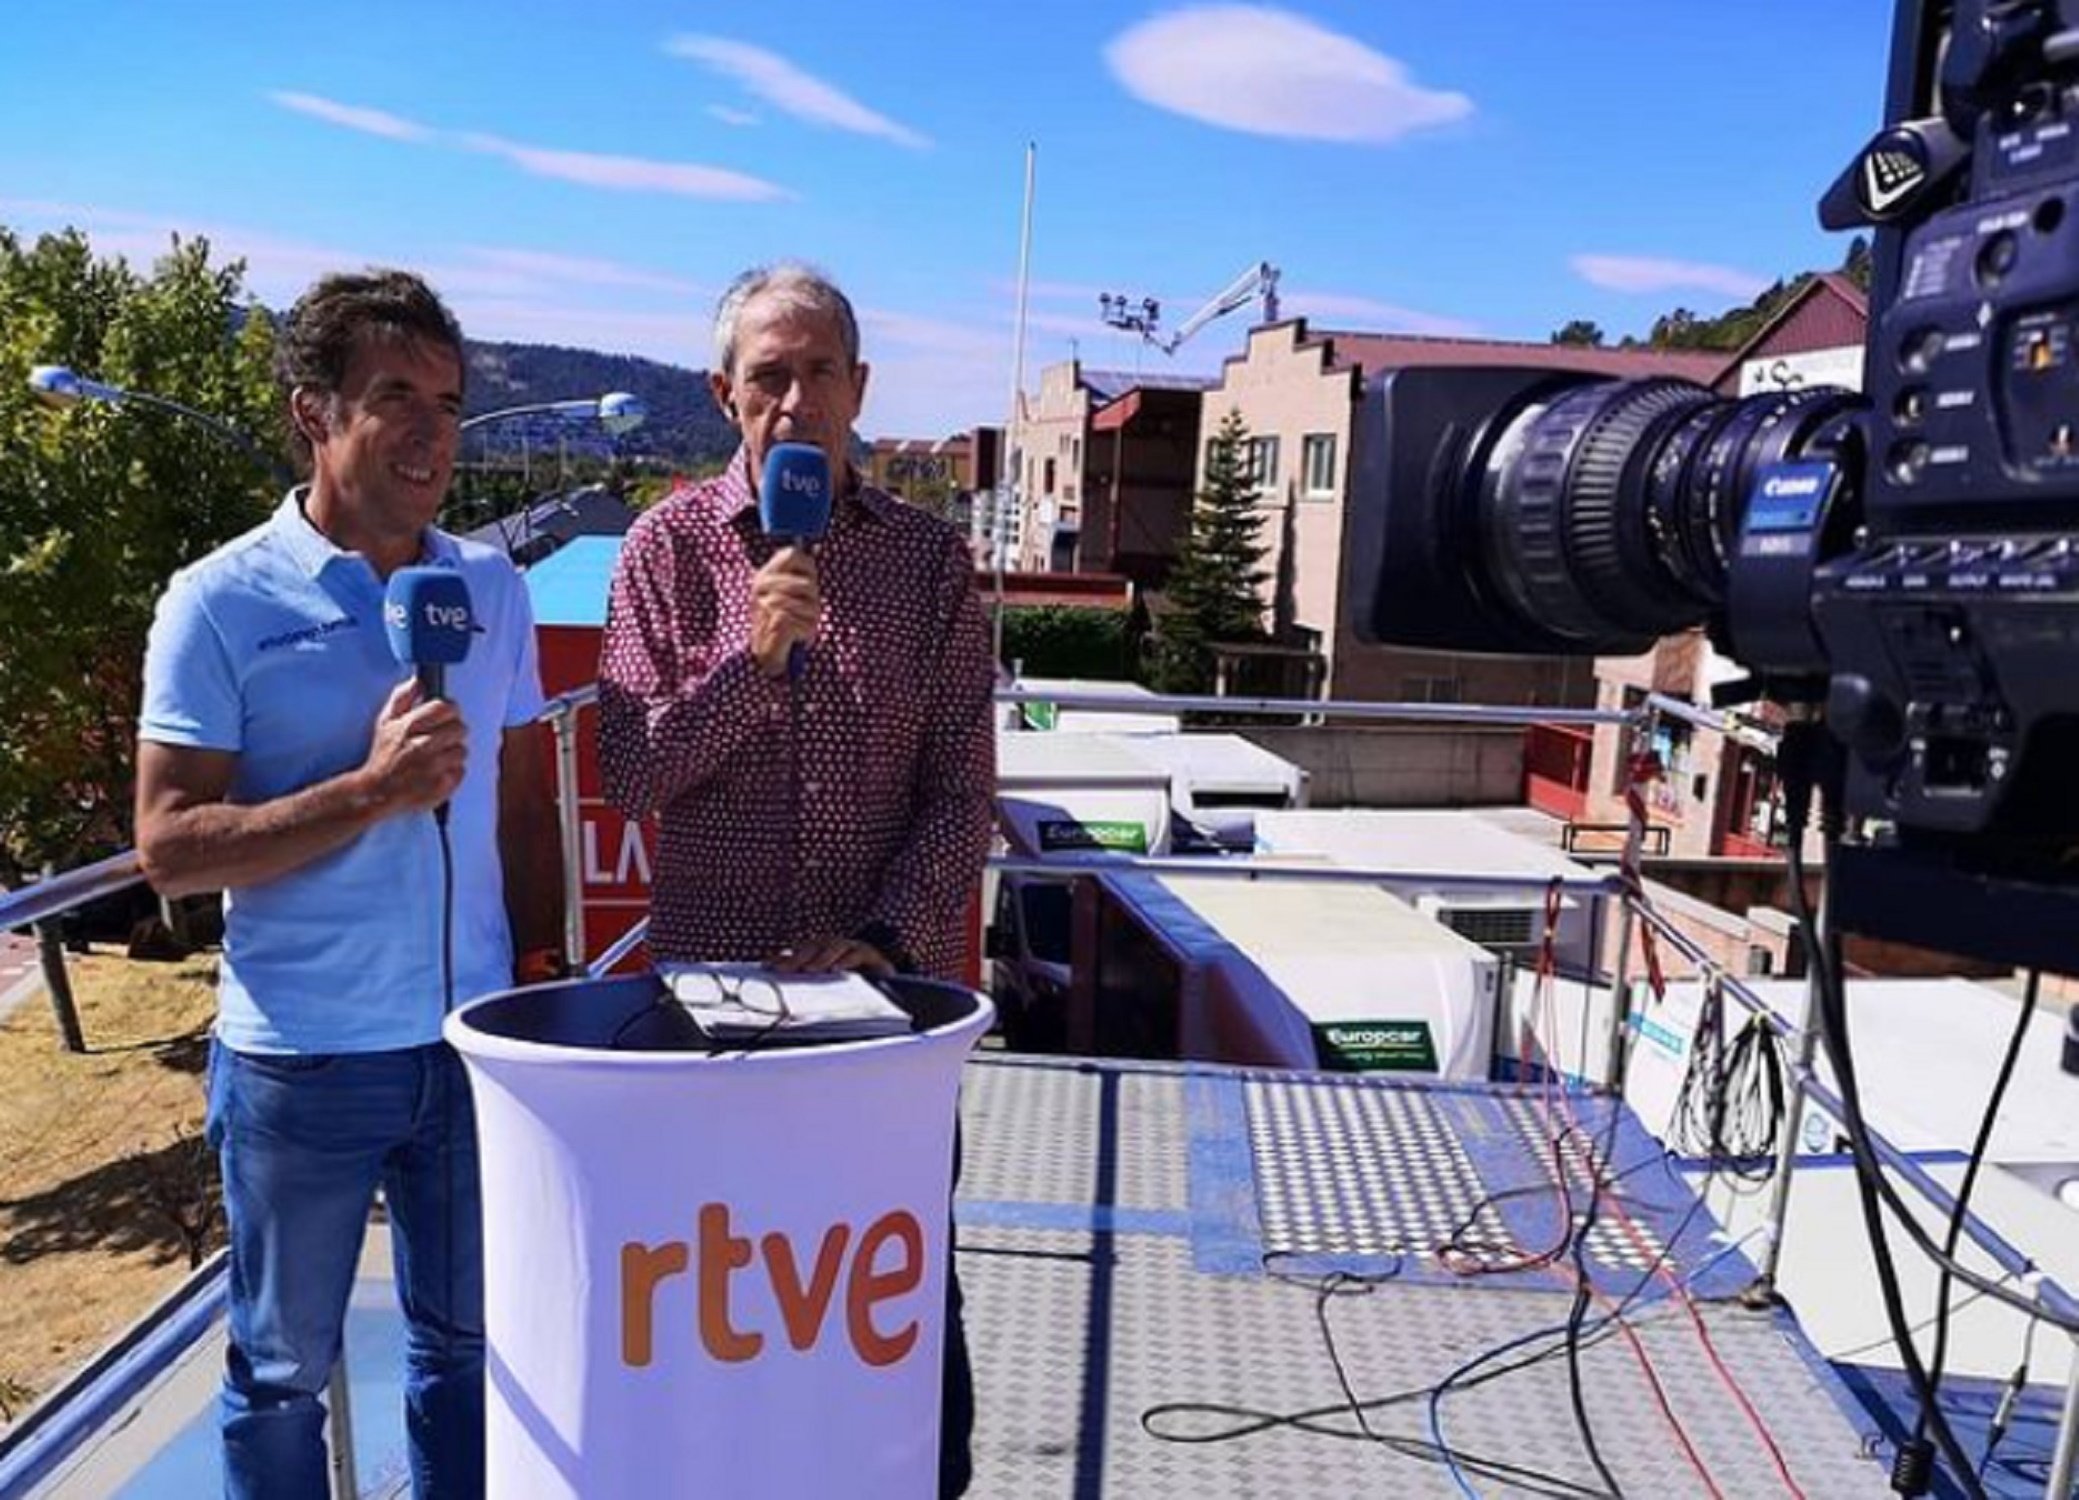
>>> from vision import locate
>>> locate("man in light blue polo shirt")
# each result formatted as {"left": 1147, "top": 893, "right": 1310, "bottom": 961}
{"left": 136, "top": 269, "right": 564, "bottom": 1500}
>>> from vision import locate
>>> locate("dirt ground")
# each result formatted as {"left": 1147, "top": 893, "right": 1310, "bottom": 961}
{"left": 0, "top": 950, "right": 219, "bottom": 1424}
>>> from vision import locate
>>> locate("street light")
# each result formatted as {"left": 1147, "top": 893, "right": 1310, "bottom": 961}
{"left": 458, "top": 393, "right": 647, "bottom": 554}
{"left": 460, "top": 392, "right": 647, "bottom": 437}
{"left": 28, "top": 364, "right": 292, "bottom": 489}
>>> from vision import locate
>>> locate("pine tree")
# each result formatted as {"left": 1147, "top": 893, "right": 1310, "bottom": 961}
{"left": 1151, "top": 409, "right": 1270, "bottom": 693}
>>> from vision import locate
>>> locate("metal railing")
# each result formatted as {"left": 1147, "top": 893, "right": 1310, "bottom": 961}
{"left": 6, "top": 680, "right": 2077, "bottom": 1495}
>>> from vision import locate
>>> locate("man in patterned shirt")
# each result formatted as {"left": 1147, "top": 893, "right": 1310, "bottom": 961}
{"left": 596, "top": 262, "right": 993, "bottom": 1495}
{"left": 597, "top": 262, "right": 995, "bottom": 981}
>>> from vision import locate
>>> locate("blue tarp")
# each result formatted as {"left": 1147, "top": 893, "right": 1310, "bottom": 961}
{"left": 522, "top": 535, "right": 624, "bottom": 628}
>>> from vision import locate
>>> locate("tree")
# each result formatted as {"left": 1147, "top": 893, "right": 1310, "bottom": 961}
{"left": 0, "top": 227, "right": 279, "bottom": 883}
{"left": 1550, "top": 319, "right": 1606, "bottom": 347}
{"left": 138, "top": 1123, "right": 224, "bottom": 1270}
{"left": 1842, "top": 234, "right": 1873, "bottom": 292}
{"left": 1149, "top": 409, "right": 1269, "bottom": 693}
{"left": 886, "top": 457, "right": 960, "bottom": 522}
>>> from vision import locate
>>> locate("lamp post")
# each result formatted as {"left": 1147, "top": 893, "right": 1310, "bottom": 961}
{"left": 460, "top": 391, "right": 647, "bottom": 437}
{"left": 457, "top": 392, "right": 646, "bottom": 549}
{"left": 25, "top": 359, "right": 360, "bottom": 1495}
{"left": 28, "top": 364, "right": 291, "bottom": 489}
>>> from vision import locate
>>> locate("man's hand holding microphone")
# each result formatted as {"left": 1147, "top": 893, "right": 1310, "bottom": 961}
{"left": 380, "top": 566, "right": 475, "bottom": 825}
{"left": 752, "top": 443, "right": 831, "bottom": 680}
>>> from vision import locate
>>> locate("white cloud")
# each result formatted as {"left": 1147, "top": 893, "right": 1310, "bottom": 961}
{"left": 458, "top": 133, "right": 792, "bottom": 201}
{"left": 462, "top": 247, "right": 705, "bottom": 297}
{"left": 262, "top": 91, "right": 793, "bottom": 202}
{"left": 1571, "top": 254, "right": 1769, "bottom": 301}
{"left": 0, "top": 200, "right": 523, "bottom": 303}
{"left": 1023, "top": 309, "right": 1113, "bottom": 338}
{"left": 666, "top": 36, "right": 931, "bottom": 149}
{"left": 1280, "top": 290, "right": 1480, "bottom": 338}
{"left": 993, "top": 278, "right": 1120, "bottom": 305}
{"left": 449, "top": 299, "right": 707, "bottom": 363}
{"left": 707, "top": 105, "right": 760, "bottom": 127}
{"left": 859, "top": 308, "right": 1005, "bottom": 357}
{"left": 0, "top": 202, "right": 731, "bottom": 346}
{"left": 268, "top": 90, "right": 432, "bottom": 142}
{"left": 1105, "top": 6, "right": 1471, "bottom": 144}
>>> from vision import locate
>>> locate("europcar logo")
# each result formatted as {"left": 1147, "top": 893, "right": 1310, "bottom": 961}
{"left": 1316, "top": 1020, "right": 1438, "bottom": 1071}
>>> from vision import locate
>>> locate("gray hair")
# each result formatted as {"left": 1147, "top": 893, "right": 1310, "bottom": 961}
{"left": 711, "top": 262, "right": 861, "bottom": 377}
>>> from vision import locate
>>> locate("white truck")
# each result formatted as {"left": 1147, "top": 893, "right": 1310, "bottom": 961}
{"left": 1120, "top": 732, "right": 1310, "bottom": 852}
{"left": 1067, "top": 866, "right": 1501, "bottom": 1079}
{"left": 990, "top": 732, "right": 1174, "bottom": 1047}
{"left": 1253, "top": 808, "right": 1608, "bottom": 977}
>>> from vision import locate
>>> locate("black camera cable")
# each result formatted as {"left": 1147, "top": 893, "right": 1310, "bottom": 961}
{"left": 1906, "top": 967, "right": 2040, "bottom": 1492}
{"left": 1672, "top": 973, "right": 1790, "bottom": 1187}
{"left": 435, "top": 799, "right": 459, "bottom": 1399}
{"left": 1775, "top": 725, "right": 1986, "bottom": 1500}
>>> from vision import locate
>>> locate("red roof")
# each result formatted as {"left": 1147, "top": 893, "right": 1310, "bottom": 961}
{"left": 1317, "top": 328, "right": 1728, "bottom": 384}
{"left": 975, "top": 570, "right": 1134, "bottom": 611}
{"left": 1711, "top": 272, "right": 1869, "bottom": 380}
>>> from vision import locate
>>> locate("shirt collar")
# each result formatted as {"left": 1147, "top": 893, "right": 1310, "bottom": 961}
{"left": 270, "top": 488, "right": 459, "bottom": 578}
{"left": 723, "top": 446, "right": 895, "bottom": 527}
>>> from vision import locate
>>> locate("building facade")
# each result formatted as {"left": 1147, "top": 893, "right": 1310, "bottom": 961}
{"left": 1196, "top": 320, "right": 1727, "bottom": 706}
{"left": 1011, "top": 363, "right": 1212, "bottom": 580}
{"left": 867, "top": 426, "right": 1002, "bottom": 535}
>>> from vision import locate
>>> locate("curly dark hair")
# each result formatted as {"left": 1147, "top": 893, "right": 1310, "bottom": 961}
{"left": 275, "top": 269, "right": 465, "bottom": 463}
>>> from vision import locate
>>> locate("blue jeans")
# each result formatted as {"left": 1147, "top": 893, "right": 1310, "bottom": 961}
{"left": 206, "top": 1041, "right": 484, "bottom": 1499}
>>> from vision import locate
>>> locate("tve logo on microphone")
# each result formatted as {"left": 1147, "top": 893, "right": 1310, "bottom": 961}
{"left": 758, "top": 441, "right": 831, "bottom": 544}
{"left": 382, "top": 568, "right": 474, "bottom": 664}
{"left": 382, "top": 566, "right": 474, "bottom": 702}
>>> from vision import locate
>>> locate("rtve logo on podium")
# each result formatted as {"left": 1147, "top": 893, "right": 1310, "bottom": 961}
{"left": 619, "top": 1203, "right": 928, "bottom": 1370}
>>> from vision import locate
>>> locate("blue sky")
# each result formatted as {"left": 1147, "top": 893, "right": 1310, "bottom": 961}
{"left": 1, "top": 1, "right": 1893, "bottom": 438}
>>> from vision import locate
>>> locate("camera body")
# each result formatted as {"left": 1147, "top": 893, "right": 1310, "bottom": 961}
{"left": 1352, "top": 0, "right": 2079, "bottom": 974}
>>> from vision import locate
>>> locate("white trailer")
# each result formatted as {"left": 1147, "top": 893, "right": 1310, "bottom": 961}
{"left": 1253, "top": 809, "right": 1606, "bottom": 976}
{"left": 1120, "top": 732, "right": 1310, "bottom": 852}
{"left": 1071, "top": 867, "right": 1501, "bottom": 1080}
{"left": 991, "top": 733, "right": 1176, "bottom": 1047}
{"left": 1001, "top": 677, "right": 1181, "bottom": 735}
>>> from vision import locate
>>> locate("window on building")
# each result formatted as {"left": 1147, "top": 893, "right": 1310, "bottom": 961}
{"left": 1043, "top": 457, "right": 1056, "bottom": 493}
{"left": 1302, "top": 433, "right": 1338, "bottom": 496}
{"left": 1245, "top": 436, "right": 1281, "bottom": 495}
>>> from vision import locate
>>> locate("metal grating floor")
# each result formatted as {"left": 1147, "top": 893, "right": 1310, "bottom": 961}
{"left": 1248, "top": 1077, "right": 1516, "bottom": 1266}
{"left": 36, "top": 1053, "right": 1894, "bottom": 1499}
{"left": 956, "top": 1055, "right": 1894, "bottom": 1498}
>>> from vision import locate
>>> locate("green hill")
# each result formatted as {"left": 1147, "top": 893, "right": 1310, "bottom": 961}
{"left": 462, "top": 341, "right": 736, "bottom": 469}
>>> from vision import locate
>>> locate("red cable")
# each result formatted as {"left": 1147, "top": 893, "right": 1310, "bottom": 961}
{"left": 1545, "top": 762, "right": 1808, "bottom": 1497}
{"left": 1589, "top": 1280, "right": 1728, "bottom": 1500}
{"left": 1603, "top": 1199, "right": 1811, "bottom": 1499}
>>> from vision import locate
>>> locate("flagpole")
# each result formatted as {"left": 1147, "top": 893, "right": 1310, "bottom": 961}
{"left": 996, "top": 140, "right": 1036, "bottom": 668}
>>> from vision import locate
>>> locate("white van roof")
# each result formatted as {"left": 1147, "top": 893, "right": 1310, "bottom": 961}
{"left": 1007, "top": 678, "right": 1182, "bottom": 735}
{"left": 1255, "top": 808, "right": 1594, "bottom": 881}
{"left": 998, "top": 732, "right": 1169, "bottom": 790}
{"left": 1123, "top": 732, "right": 1307, "bottom": 794}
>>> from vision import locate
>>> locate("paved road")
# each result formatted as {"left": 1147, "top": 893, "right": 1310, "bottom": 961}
{"left": 0, "top": 930, "right": 44, "bottom": 1022}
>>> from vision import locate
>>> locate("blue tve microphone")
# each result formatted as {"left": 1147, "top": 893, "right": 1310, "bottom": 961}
{"left": 758, "top": 442, "right": 831, "bottom": 680}
{"left": 382, "top": 566, "right": 474, "bottom": 701}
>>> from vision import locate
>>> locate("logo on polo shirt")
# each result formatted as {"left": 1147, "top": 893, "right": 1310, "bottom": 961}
{"left": 255, "top": 615, "right": 358, "bottom": 653}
